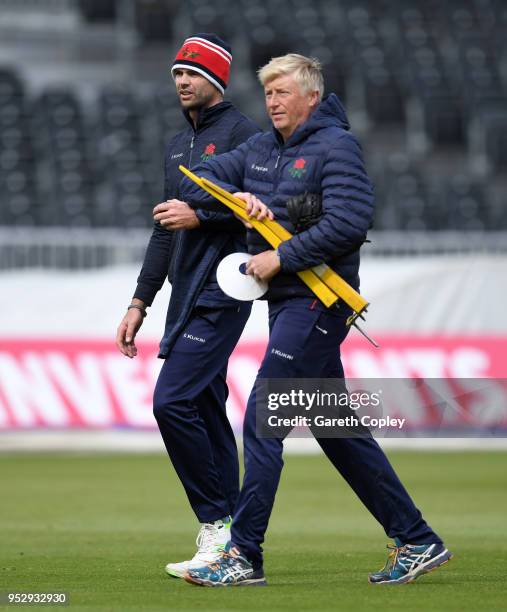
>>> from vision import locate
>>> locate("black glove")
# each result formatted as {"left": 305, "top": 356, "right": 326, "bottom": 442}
{"left": 286, "top": 192, "right": 322, "bottom": 233}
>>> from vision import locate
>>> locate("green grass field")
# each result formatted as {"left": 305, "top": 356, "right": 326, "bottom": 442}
{"left": 1, "top": 450, "right": 506, "bottom": 611}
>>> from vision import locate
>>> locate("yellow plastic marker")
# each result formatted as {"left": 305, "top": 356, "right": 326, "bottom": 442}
{"left": 200, "top": 176, "right": 369, "bottom": 315}
{"left": 179, "top": 165, "right": 369, "bottom": 315}
{"left": 179, "top": 166, "right": 337, "bottom": 307}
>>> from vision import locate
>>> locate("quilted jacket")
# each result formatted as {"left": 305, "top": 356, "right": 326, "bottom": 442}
{"left": 180, "top": 94, "right": 374, "bottom": 302}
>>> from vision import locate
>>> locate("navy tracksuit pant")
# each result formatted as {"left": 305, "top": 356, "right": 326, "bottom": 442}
{"left": 153, "top": 302, "right": 251, "bottom": 523}
{"left": 230, "top": 298, "right": 442, "bottom": 571}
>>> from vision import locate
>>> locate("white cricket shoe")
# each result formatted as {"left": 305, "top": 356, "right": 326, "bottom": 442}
{"left": 165, "top": 516, "right": 232, "bottom": 578}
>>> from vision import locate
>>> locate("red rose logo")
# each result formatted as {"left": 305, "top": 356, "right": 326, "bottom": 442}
{"left": 201, "top": 143, "right": 216, "bottom": 161}
{"left": 289, "top": 158, "right": 307, "bottom": 178}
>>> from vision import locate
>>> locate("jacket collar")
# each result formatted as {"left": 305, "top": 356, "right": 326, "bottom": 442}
{"left": 183, "top": 100, "right": 233, "bottom": 131}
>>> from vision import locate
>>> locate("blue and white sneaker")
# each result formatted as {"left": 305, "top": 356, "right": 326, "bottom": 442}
{"left": 165, "top": 516, "right": 232, "bottom": 579}
{"left": 369, "top": 542, "right": 453, "bottom": 584}
{"left": 184, "top": 542, "right": 267, "bottom": 587}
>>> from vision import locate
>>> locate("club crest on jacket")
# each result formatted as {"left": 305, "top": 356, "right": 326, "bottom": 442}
{"left": 201, "top": 143, "right": 217, "bottom": 161}
{"left": 288, "top": 158, "right": 307, "bottom": 178}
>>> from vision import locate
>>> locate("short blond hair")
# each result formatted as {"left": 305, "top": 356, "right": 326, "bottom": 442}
{"left": 258, "top": 53, "right": 324, "bottom": 100}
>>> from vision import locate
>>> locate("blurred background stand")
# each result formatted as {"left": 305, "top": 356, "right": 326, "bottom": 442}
{"left": 0, "top": 0, "right": 506, "bottom": 444}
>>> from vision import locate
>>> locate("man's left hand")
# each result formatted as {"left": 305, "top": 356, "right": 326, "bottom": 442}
{"left": 153, "top": 199, "right": 200, "bottom": 230}
{"left": 233, "top": 192, "right": 274, "bottom": 228}
{"left": 246, "top": 250, "right": 281, "bottom": 282}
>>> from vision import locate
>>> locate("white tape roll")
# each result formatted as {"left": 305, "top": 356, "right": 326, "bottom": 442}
{"left": 216, "top": 252, "right": 268, "bottom": 301}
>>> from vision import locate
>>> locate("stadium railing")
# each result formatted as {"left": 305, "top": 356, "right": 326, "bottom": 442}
{"left": 1, "top": 227, "right": 506, "bottom": 270}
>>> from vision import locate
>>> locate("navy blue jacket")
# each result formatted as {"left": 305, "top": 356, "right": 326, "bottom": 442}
{"left": 134, "top": 101, "right": 259, "bottom": 357}
{"left": 180, "top": 94, "right": 374, "bottom": 302}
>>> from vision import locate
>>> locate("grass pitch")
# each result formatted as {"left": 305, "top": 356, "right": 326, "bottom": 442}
{"left": 1, "top": 450, "right": 506, "bottom": 611}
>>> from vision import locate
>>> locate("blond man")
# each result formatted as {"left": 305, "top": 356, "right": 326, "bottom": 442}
{"left": 180, "top": 54, "right": 451, "bottom": 586}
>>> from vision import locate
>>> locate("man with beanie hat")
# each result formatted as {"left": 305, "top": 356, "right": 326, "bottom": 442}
{"left": 116, "top": 33, "right": 259, "bottom": 578}
{"left": 172, "top": 34, "right": 232, "bottom": 95}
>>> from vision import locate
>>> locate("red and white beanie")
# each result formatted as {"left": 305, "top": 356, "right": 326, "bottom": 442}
{"left": 171, "top": 33, "right": 232, "bottom": 95}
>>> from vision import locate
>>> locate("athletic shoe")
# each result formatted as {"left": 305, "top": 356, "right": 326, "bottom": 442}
{"left": 165, "top": 516, "right": 232, "bottom": 579}
{"left": 184, "top": 542, "right": 267, "bottom": 587}
{"left": 368, "top": 542, "right": 453, "bottom": 585}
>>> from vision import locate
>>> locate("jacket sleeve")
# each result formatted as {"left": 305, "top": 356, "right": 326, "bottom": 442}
{"left": 277, "top": 132, "right": 374, "bottom": 272}
{"left": 133, "top": 222, "right": 173, "bottom": 305}
{"left": 180, "top": 137, "right": 255, "bottom": 211}
{"left": 133, "top": 140, "right": 178, "bottom": 305}
{"left": 194, "top": 207, "right": 245, "bottom": 233}
{"left": 190, "top": 124, "right": 260, "bottom": 232}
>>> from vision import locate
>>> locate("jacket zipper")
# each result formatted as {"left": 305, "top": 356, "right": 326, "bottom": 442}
{"left": 188, "top": 134, "right": 195, "bottom": 166}
{"left": 170, "top": 133, "right": 195, "bottom": 280}
{"left": 273, "top": 145, "right": 283, "bottom": 194}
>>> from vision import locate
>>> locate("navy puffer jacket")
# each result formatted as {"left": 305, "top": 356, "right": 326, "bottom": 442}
{"left": 180, "top": 94, "right": 375, "bottom": 301}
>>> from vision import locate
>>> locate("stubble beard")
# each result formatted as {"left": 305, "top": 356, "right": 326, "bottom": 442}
{"left": 179, "top": 89, "right": 215, "bottom": 112}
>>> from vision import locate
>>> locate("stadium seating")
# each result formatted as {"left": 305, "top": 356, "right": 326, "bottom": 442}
{"left": 0, "top": 0, "right": 506, "bottom": 231}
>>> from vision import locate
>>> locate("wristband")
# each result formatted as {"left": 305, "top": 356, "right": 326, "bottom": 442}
{"left": 127, "top": 304, "right": 147, "bottom": 318}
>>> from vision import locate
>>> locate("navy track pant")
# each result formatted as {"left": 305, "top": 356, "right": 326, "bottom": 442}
{"left": 230, "top": 298, "right": 442, "bottom": 570}
{"left": 153, "top": 303, "right": 251, "bottom": 523}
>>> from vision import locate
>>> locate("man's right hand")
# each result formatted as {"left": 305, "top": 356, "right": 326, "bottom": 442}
{"left": 153, "top": 199, "right": 200, "bottom": 230}
{"left": 116, "top": 303, "right": 145, "bottom": 358}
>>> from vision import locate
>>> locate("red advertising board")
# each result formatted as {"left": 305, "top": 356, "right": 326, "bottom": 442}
{"left": 0, "top": 337, "right": 506, "bottom": 430}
